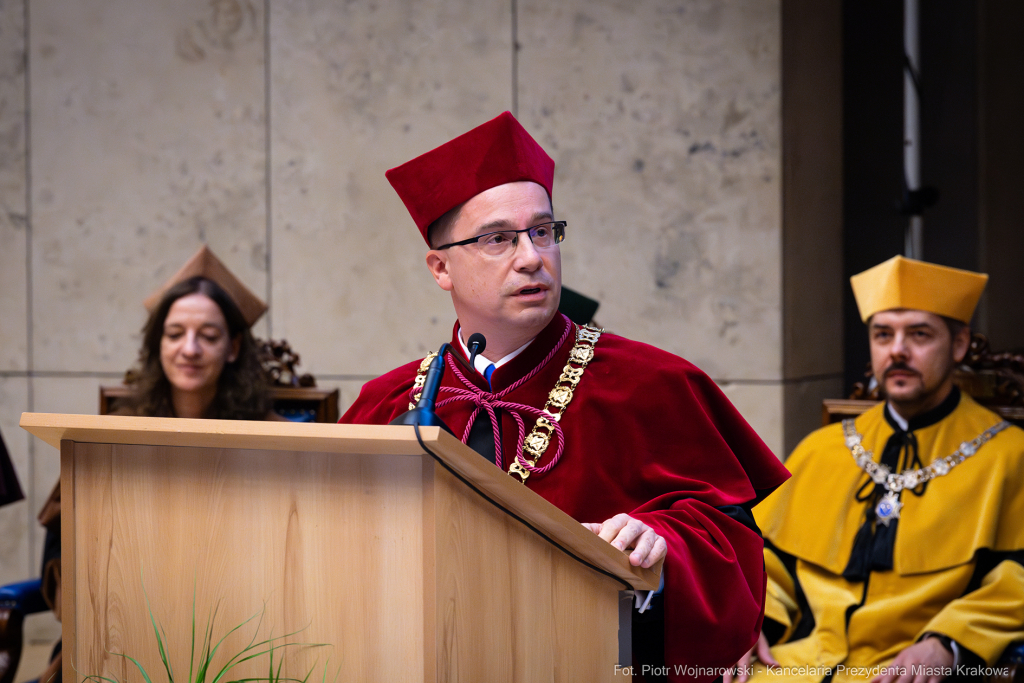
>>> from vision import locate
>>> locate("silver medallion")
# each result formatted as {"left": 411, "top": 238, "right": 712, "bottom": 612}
{"left": 843, "top": 418, "right": 1009, "bottom": 526}
{"left": 875, "top": 490, "right": 903, "bottom": 527}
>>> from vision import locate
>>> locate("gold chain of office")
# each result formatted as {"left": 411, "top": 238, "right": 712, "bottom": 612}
{"left": 409, "top": 354, "right": 439, "bottom": 410}
{"left": 410, "top": 324, "right": 603, "bottom": 482}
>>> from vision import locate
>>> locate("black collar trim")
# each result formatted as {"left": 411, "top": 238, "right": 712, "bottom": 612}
{"left": 884, "top": 386, "right": 961, "bottom": 433}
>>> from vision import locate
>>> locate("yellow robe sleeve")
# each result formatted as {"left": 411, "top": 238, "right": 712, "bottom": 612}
{"left": 763, "top": 546, "right": 800, "bottom": 642}
{"left": 923, "top": 558, "right": 1024, "bottom": 664}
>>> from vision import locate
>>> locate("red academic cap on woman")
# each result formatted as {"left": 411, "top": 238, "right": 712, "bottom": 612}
{"left": 385, "top": 111, "right": 555, "bottom": 245}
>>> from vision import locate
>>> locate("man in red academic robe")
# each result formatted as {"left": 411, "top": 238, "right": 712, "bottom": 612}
{"left": 341, "top": 111, "right": 790, "bottom": 681}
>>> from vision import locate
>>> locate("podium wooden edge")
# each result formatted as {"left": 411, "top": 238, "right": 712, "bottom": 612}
{"left": 59, "top": 440, "right": 76, "bottom": 683}
{"left": 426, "top": 427, "right": 662, "bottom": 591}
{"left": 20, "top": 412, "right": 427, "bottom": 454}
{"left": 22, "top": 412, "right": 660, "bottom": 591}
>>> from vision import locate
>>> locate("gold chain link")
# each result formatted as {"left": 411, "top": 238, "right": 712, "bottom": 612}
{"left": 408, "top": 352, "right": 438, "bottom": 409}
{"left": 508, "top": 324, "right": 602, "bottom": 482}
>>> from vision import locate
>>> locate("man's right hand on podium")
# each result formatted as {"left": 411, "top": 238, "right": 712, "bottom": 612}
{"left": 581, "top": 512, "right": 667, "bottom": 569}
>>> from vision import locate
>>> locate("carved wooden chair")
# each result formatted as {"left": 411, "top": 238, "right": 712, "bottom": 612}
{"left": 822, "top": 333, "right": 1024, "bottom": 427}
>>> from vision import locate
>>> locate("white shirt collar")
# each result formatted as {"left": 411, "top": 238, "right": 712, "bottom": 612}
{"left": 457, "top": 328, "right": 534, "bottom": 376}
{"left": 886, "top": 402, "right": 910, "bottom": 431}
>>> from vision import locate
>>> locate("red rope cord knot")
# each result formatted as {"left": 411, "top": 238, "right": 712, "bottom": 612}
{"left": 407, "top": 317, "right": 572, "bottom": 472}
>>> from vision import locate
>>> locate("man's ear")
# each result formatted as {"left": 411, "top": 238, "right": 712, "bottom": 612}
{"left": 425, "top": 250, "right": 454, "bottom": 292}
{"left": 952, "top": 326, "right": 971, "bottom": 364}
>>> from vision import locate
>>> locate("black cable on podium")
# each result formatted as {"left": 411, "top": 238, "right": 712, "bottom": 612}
{"left": 412, "top": 422, "right": 633, "bottom": 592}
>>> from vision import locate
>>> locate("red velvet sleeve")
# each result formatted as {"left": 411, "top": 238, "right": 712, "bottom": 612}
{"left": 630, "top": 501, "right": 768, "bottom": 677}
{"left": 633, "top": 365, "right": 785, "bottom": 677}
{"left": 531, "top": 336, "right": 789, "bottom": 678}
{"left": 338, "top": 360, "right": 420, "bottom": 425}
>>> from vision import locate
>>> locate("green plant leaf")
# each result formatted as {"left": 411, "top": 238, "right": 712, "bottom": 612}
{"left": 80, "top": 577, "right": 336, "bottom": 683}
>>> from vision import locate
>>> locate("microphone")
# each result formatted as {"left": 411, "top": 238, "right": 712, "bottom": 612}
{"left": 389, "top": 342, "right": 454, "bottom": 434}
{"left": 467, "top": 333, "right": 487, "bottom": 368}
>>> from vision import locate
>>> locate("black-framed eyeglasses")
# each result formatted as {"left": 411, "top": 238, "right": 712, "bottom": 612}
{"left": 435, "top": 221, "right": 567, "bottom": 257}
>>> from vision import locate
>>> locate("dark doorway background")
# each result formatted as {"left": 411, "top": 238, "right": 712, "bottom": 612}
{"left": 840, "top": 0, "right": 1023, "bottom": 395}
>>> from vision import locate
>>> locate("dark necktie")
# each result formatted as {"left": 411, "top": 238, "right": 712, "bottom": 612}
{"left": 466, "top": 364, "right": 501, "bottom": 463}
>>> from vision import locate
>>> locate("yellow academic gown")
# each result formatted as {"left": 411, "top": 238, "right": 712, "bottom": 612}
{"left": 748, "top": 395, "right": 1024, "bottom": 682}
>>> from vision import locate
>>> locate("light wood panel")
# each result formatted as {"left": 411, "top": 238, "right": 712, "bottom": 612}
{"left": 426, "top": 430, "right": 661, "bottom": 592}
{"left": 428, "top": 464, "right": 621, "bottom": 682}
{"left": 65, "top": 441, "right": 426, "bottom": 683}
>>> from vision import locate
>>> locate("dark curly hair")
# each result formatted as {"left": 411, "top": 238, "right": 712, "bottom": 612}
{"left": 125, "top": 276, "right": 271, "bottom": 420}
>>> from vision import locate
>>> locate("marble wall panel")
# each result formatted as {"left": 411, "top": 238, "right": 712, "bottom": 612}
{"left": 30, "top": 0, "right": 268, "bottom": 374}
{"left": 0, "top": 377, "right": 30, "bottom": 584}
{"left": 0, "top": 0, "right": 27, "bottom": 371}
{"left": 783, "top": 375, "right": 844, "bottom": 458}
{"left": 269, "top": 0, "right": 514, "bottom": 376}
{"left": 518, "top": 0, "right": 781, "bottom": 381}
{"left": 334, "top": 379, "right": 374, "bottom": 420}
{"left": 717, "top": 381, "right": 783, "bottom": 460}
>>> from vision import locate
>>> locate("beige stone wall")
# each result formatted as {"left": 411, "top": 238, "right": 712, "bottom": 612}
{"left": 0, "top": 0, "right": 31, "bottom": 594}
{"left": 0, "top": 0, "right": 783, "bottom": 631}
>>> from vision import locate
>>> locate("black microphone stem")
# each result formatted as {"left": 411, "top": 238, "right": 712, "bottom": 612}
{"left": 466, "top": 332, "right": 487, "bottom": 369}
{"left": 416, "top": 343, "right": 449, "bottom": 410}
{"left": 389, "top": 342, "right": 454, "bottom": 434}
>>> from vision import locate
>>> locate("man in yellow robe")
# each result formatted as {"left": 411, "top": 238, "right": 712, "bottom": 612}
{"left": 730, "top": 256, "right": 1024, "bottom": 683}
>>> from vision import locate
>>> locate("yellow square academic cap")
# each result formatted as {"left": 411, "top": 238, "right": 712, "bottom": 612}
{"left": 143, "top": 245, "right": 267, "bottom": 327}
{"left": 850, "top": 255, "right": 987, "bottom": 324}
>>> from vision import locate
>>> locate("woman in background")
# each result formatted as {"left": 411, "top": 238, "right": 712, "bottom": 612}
{"left": 123, "top": 243, "right": 273, "bottom": 419}
{"left": 123, "top": 273, "right": 270, "bottom": 419}
{"left": 29, "top": 246, "right": 274, "bottom": 683}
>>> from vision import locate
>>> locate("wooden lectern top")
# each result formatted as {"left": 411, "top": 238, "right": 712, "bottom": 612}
{"left": 21, "top": 412, "right": 661, "bottom": 591}
{"left": 21, "top": 412, "right": 420, "bottom": 454}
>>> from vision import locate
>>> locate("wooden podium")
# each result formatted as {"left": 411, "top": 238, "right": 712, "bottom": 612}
{"left": 21, "top": 414, "right": 659, "bottom": 683}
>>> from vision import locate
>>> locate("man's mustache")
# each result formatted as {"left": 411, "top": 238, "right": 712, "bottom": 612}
{"left": 884, "top": 362, "right": 920, "bottom": 378}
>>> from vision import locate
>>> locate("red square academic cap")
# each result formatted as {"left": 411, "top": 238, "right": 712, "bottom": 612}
{"left": 386, "top": 111, "right": 555, "bottom": 245}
